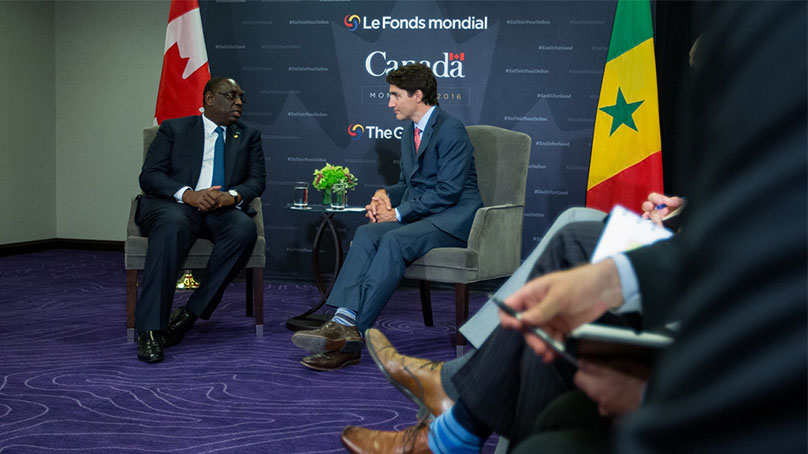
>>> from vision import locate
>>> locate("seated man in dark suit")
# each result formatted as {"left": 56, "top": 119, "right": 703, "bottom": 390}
{"left": 291, "top": 63, "right": 483, "bottom": 371}
{"left": 135, "top": 77, "right": 266, "bottom": 363}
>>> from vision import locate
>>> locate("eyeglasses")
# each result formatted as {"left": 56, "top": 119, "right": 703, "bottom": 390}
{"left": 216, "top": 91, "right": 246, "bottom": 103}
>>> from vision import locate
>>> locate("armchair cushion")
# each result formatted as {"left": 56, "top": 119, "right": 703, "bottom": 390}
{"left": 405, "top": 248, "right": 479, "bottom": 282}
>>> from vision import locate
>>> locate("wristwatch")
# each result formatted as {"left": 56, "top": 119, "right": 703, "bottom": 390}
{"left": 228, "top": 189, "right": 239, "bottom": 204}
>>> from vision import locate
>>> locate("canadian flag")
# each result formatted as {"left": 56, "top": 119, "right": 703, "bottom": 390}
{"left": 154, "top": 0, "right": 211, "bottom": 125}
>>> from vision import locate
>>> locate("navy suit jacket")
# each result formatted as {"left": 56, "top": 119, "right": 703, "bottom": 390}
{"left": 139, "top": 115, "right": 266, "bottom": 215}
{"left": 384, "top": 107, "right": 482, "bottom": 241}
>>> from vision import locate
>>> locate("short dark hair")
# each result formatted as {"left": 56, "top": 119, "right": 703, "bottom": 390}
{"left": 385, "top": 63, "right": 438, "bottom": 106}
{"left": 202, "top": 77, "right": 231, "bottom": 104}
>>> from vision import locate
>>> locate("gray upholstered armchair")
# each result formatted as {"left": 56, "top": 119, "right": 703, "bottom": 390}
{"left": 404, "top": 125, "right": 531, "bottom": 349}
{"left": 124, "top": 126, "right": 266, "bottom": 342}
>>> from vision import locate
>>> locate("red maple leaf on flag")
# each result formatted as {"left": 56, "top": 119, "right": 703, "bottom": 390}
{"left": 154, "top": 0, "right": 211, "bottom": 125}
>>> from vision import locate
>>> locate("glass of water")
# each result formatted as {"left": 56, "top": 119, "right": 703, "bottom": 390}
{"left": 330, "top": 182, "right": 347, "bottom": 209}
{"left": 293, "top": 181, "right": 308, "bottom": 207}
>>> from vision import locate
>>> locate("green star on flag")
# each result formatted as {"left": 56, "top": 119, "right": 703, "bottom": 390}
{"left": 599, "top": 87, "right": 644, "bottom": 135}
{"left": 586, "top": 0, "right": 663, "bottom": 214}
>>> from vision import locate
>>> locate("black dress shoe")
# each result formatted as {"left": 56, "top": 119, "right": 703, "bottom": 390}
{"left": 164, "top": 306, "right": 197, "bottom": 347}
{"left": 137, "top": 331, "right": 165, "bottom": 363}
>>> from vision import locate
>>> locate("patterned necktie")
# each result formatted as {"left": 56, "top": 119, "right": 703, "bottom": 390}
{"left": 413, "top": 127, "right": 421, "bottom": 153}
{"left": 212, "top": 126, "right": 225, "bottom": 187}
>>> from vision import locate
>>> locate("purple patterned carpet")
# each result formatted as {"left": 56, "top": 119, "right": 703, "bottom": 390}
{"left": 0, "top": 250, "right": 496, "bottom": 453}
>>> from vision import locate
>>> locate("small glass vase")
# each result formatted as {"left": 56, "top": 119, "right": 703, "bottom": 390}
{"left": 321, "top": 187, "right": 332, "bottom": 205}
{"left": 330, "top": 182, "right": 347, "bottom": 209}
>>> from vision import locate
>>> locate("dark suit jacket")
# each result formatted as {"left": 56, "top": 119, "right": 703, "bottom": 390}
{"left": 625, "top": 236, "right": 680, "bottom": 330}
{"left": 384, "top": 106, "right": 483, "bottom": 241}
{"left": 139, "top": 115, "right": 266, "bottom": 215}
{"left": 617, "top": 2, "right": 807, "bottom": 452}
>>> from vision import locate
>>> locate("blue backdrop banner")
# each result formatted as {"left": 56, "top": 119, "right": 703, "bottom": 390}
{"left": 200, "top": 1, "right": 615, "bottom": 281}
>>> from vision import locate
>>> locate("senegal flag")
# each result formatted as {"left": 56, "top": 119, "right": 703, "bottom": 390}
{"left": 586, "top": 0, "right": 663, "bottom": 213}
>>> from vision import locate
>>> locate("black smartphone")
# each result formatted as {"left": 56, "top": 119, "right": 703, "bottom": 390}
{"left": 489, "top": 295, "right": 578, "bottom": 367}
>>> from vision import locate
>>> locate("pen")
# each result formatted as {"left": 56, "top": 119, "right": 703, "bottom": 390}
{"left": 654, "top": 203, "right": 668, "bottom": 210}
{"left": 488, "top": 295, "right": 579, "bottom": 367}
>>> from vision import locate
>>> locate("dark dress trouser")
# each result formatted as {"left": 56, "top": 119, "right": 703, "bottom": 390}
{"left": 135, "top": 197, "right": 257, "bottom": 333}
{"left": 450, "top": 221, "right": 605, "bottom": 445}
{"left": 325, "top": 219, "right": 464, "bottom": 332}
{"left": 510, "top": 391, "right": 613, "bottom": 454}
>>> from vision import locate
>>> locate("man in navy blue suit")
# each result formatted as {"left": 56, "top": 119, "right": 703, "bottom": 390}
{"left": 135, "top": 77, "right": 266, "bottom": 363}
{"left": 292, "top": 63, "right": 483, "bottom": 371}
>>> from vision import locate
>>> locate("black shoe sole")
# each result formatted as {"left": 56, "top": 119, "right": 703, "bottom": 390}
{"left": 300, "top": 357, "right": 361, "bottom": 371}
{"left": 162, "top": 333, "right": 183, "bottom": 348}
{"left": 138, "top": 354, "right": 164, "bottom": 363}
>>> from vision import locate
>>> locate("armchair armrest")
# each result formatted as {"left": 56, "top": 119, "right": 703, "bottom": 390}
{"left": 467, "top": 204, "right": 525, "bottom": 278}
{"left": 127, "top": 196, "right": 142, "bottom": 237}
{"left": 249, "top": 197, "right": 265, "bottom": 239}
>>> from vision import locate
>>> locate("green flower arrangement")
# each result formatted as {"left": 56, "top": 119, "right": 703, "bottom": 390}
{"left": 312, "top": 163, "right": 358, "bottom": 205}
{"left": 312, "top": 163, "right": 358, "bottom": 191}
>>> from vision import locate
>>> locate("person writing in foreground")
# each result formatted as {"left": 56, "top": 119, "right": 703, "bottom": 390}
{"left": 499, "top": 4, "right": 807, "bottom": 446}
{"left": 496, "top": 198, "right": 680, "bottom": 438}
{"left": 507, "top": 194, "right": 685, "bottom": 429}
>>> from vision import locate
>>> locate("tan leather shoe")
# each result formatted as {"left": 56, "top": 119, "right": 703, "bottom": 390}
{"left": 301, "top": 350, "right": 361, "bottom": 371}
{"left": 341, "top": 421, "right": 432, "bottom": 454}
{"left": 365, "top": 328, "right": 454, "bottom": 417}
{"left": 291, "top": 320, "right": 361, "bottom": 354}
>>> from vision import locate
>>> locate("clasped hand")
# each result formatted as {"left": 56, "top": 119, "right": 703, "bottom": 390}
{"left": 365, "top": 189, "right": 397, "bottom": 223}
{"left": 182, "top": 186, "right": 234, "bottom": 212}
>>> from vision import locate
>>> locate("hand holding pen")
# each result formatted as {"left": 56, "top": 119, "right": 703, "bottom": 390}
{"left": 497, "top": 260, "right": 624, "bottom": 363}
{"left": 640, "top": 193, "right": 686, "bottom": 227}
{"left": 490, "top": 295, "right": 579, "bottom": 366}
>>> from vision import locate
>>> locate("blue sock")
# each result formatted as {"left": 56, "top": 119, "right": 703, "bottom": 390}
{"left": 331, "top": 307, "right": 357, "bottom": 327}
{"left": 427, "top": 407, "right": 483, "bottom": 454}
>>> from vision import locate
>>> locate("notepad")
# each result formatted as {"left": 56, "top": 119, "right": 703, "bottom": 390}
{"left": 590, "top": 205, "right": 673, "bottom": 264}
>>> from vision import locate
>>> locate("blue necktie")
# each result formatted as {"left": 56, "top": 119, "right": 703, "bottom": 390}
{"left": 212, "top": 126, "right": 225, "bottom": 188}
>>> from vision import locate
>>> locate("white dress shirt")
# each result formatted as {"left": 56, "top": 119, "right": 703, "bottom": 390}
{"left": 395, "top": 106, "right": 436, "bottom": 221}
{"left": 174, "top": 114, "right": 226, "bottom": 203}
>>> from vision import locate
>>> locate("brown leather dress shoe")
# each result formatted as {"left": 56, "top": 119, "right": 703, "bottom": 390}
{"left": 341, "top": 421, "right": 432, "bottom": 454}
{"left": 365, "top": 328, "right": 454, "bottom": 417}
{"left": 291, "top": 320, "right": 361, "bottom": 354}
{"left": 301, "top": 350, "right": 361, "bottom": 371}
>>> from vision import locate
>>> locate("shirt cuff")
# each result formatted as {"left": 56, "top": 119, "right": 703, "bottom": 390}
{"left": 611, "top": 253, "right": 642, "bottom": 313}
{"left": 395, "top": 208, "right": 401, "bottom": 222}
{"left": 174, "top": 186, "right": 191, "bottom": 203}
